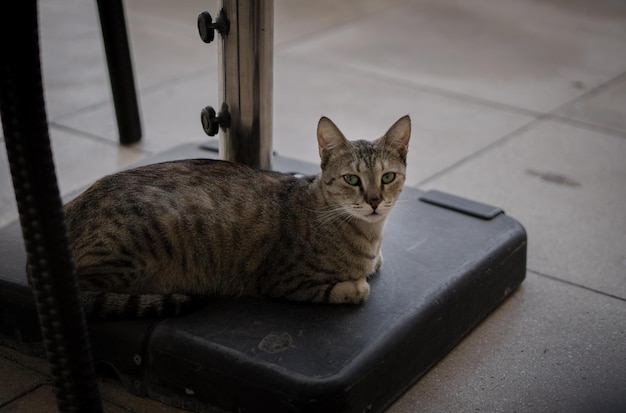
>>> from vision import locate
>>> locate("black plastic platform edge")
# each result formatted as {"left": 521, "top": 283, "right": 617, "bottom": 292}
{"left": 226, "top": 260, "right": 521, "bottom": 413}
{"left": 419, "top": 189, "right": 504, "bottom": 219}
{"left": 0, "top": 279, "right": 44, "bottom": 355}
{"left": 88, "top": 319, "right": 162, "bottom": 395}
{"left": 129, "top": 218, "right": 527, "bottom": 413}
{"left": 380, "top": 235, "right": 527, "bottom": 413}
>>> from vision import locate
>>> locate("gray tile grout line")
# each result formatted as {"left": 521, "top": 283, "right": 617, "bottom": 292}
{"left": 0, "top": 343, "right": 154, "bottom": 411}
{"left": 96, "top": 391, "right": 141, "bottom": 413}
{"left": 546, "top": 113, "right": 626, "bottom": 140}
{"left": 538, "top": 70, "right": 626, "bottom": 139}
{"left": 48, "top": 122, "right": 152, "bottom": 156}
{"left": 542, "top": 70, "right": 626, "bottom": 126}
{"left": 0, "top": 380, "right": 138, "bottom": 412}
{"left": 276, "top": 53, "right": 552, "bottom": 190}
{"left": 284, "top": 51, "right": 626, "bottom": 142}
{"left": 413, "top": 70, "right": 626, "bottom": 186}
{"left": 32, "top": 61, "right": 626, "bottom": 196}
{"left": 414, "top": 116, "right": 545, "bottom": 187}
{"left": 276, "top": 52, "right": 626, "bottom": 189}
{"left": 528, "top": 268, "right": 626, "bottom": 304}
{"left": 0, "top": 350, "right": 47, "bottom": 376}
{"left": 46, "top": 68, "right": 626, "bottom": 147}
{"left": 555, "top": 70, "right": 626, "bottom": 109}
{"left": 49, "top": 98, "right": 117, "bottom": 123}
{"left": 277, "top": 52, "right": 544, "bottom": 119}
{"left": 48, "top": 64, "right": 218, "bottom": 124}
{"left": 0, "top": 219, "right": 18, "bottom": 231}
{"left": 0, "top": 382, "right": 48, "bottom": 409}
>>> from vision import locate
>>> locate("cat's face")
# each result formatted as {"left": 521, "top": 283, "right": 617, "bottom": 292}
{"left": 317, "top": 116, "right": 411, "bottom": 223}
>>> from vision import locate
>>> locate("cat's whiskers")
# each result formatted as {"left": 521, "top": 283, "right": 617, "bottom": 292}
{"left": 319, "top": 210, "right": 352, "bottom": 228}
{"left": 313, "top": 204, "right": 353, "bottom": 227}
{"left": 337, "top": 210, "right": 356, "bottom": 227}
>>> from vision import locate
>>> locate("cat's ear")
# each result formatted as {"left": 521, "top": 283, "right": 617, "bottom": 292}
{"left": 317, "top": 117, "right": 349, "bottom": 160}
{"left": 381, "top": 115, "right": 411, "bottom": 157}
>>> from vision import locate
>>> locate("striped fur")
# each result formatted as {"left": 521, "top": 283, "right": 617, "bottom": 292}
{"left": 62, "top": 116, "right": 411, "bottom": 318}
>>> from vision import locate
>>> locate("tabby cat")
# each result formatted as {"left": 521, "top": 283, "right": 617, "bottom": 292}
{"left": 62, "top": 115, "right": 411, "bottom": 318}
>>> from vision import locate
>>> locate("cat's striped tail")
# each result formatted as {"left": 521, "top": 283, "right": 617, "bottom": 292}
{"left": 80, "top": 291, "right": 206, "bottom": 319}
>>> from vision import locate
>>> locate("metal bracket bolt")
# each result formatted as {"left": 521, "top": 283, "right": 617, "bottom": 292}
{"left": 197, "top": 9, "right": 229, "bottom": 43}
{"left": 201, "top": 104, "right": 231, "bottom": 136}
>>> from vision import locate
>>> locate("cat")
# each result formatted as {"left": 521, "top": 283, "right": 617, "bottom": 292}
{"left": 60, "top": 115, "right": 411, "bottom": 318}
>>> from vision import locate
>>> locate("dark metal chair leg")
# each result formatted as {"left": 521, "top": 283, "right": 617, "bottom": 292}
{"left": 96, "top": 0, "right": 142, "bottom": 145}
{"left": 0, "top": 2, "right": 103, "bottom": 412}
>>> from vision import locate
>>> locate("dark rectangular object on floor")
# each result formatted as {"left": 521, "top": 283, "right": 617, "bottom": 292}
{"left": 0, "top": 146, "right": 526, "bottom": 412}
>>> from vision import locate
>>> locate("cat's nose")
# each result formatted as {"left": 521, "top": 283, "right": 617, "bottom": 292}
{"left": 366, "top": 195, "right": 382, "bottom": 210}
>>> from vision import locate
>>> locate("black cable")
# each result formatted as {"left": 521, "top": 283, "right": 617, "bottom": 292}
{"left": 0, "top": 2, "right": 102, "bottom": 412}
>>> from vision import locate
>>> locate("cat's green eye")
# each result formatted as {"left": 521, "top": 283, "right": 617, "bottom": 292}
{"left": 343, "top": 174, "right": 361, "bottom": 186}
{"left": 381, "top": 172, "right": 396, "bottom": 184}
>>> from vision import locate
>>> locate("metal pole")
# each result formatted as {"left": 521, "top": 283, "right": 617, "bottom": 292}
{"left": 218, "top": 0, "right": 273, "bottom": 170}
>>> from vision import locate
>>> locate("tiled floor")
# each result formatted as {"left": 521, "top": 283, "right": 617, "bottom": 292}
{"left": 1, "top": 0, "right": 626, "bottom": 411}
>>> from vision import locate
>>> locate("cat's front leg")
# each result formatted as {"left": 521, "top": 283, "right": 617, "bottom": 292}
{"left": 368, "top": 252, "right": 383, "bottom": 280}
{"left": 375, "top": 251, "right": 383, "bottom": 271}
{"left": 328, "top": 278, "right": 370, "bottom": 304}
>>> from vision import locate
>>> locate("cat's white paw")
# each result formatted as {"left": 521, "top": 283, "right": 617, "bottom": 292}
{"left": 329, "top": 278, "right": 370, "bottom": 304}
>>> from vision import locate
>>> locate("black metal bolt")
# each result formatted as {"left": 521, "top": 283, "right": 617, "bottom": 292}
{"left": 201, "top": 105, "right": 230, "bottom": 136}
{"left": 198, "top": 9, "right": 229, "bottom": 43}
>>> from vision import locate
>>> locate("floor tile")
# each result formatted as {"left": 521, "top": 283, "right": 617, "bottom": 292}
{"left": 0, "top": 346, "right": 183, "bottom": 412}
{"left": 283, "top": 0, "right": 626, "bottom": 113}
{"left": 99, "top": 378, "right": 187, "bottom": 413}
{"left": 557, "top": 74, "right": 626, "bottom": 135}
{"left": 0, "top": 128, "right": 145, "bottom": 228}
{"left": 39, "top": 0, "right": 216, "bottom": 123}
{"left": 126, "top": 0, "right": 401, "bottom": 47}
{"left": 0, "top": 346, "right": 48, "bottom": 376}
{"left": 56, "top": 69, "right": 217, "bottom": 154}
{"left": 124, "top": 2, "right": 217, "bottom": 91}
{"left": 39, "top": 0, "right": 112, "bottom": 119}
{"left": 274, "top": 0, "right": 402, "bottom": 46}
{"left": 0, "top": 357, "right": 48, "bottom": 406}
{"left": 49, "top": 128, "right": 146, "bottom": 195}
{"left": 0, "top": 384, "right": 128, "bottom": 413}
{"left": 421, "top": 119, "right": 626, "bottom": 299}
{"left": 125, "top": 0, "right": 217, "bottom": 38}
{"left": 389, "top": 272, "right": 626, "bottom": 413}
{"left": 271, "top": 56, "right": 532, "bottom": 186}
